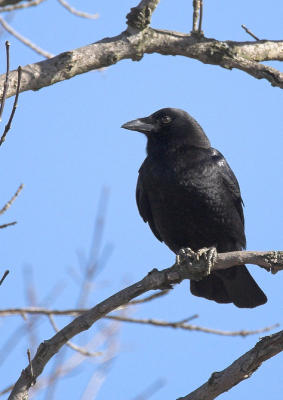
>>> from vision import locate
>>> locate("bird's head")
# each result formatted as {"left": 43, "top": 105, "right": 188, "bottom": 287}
{"left": 121, "top": 108, "right": 211, "bottom": 153}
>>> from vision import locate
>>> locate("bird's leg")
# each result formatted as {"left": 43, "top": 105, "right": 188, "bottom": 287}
{"left": 176, "top": 247, "right": 217, "bottom": 280}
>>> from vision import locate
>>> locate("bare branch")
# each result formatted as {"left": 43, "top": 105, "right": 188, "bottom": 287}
{"left": 0, "top": 270, "right": 9, "bottom": 285}
{"left": 0, "top": 0, "right": 46, "bottom": 13}
{"left": 26, "top": 349, "right": 35, "bottom": 386}
{"left": 105, "top": 315, "right": 278, "bottom": 337}
{"left": 0, "top": 67, "right": 22, "bottom": 147}
{"left": 0, "top": 29, "right": 282, "bottom": 100}
{"left": 0, "top": 16, "right": 54, "bottom": 58}
{"left": 57, "top": 0, "right": 98, "bottom": 19}
{"left": 8, "top": 249, "right": 283, "bottom": 400}
{"left": 132, "top": 378, "right": 166, "bottom": 400}
{"left": 191, "top": 0, "right": 203, "bottom": 34}
{"left": 0, "top": 41, "right": 10, "bottom": 122}
{"left": 0, "top": 384, "right": 13, "bottom": 397}
{"left": 2, "top": 306, "right": 275, "bottom": 337}
{"left": 178, "top": 330, "right": 283, "bottom": 400}
{"left": 0, "top": 184, "right": 24, "bottom": 214}
{"left": 47, "top": 314, "right": 102, "bottom": 357}
{"left": 129, "top": 289, "right": 170, "bottom": 304}
{"left": 241, "top": 24, "right": 260, "bottom": 41}
{"left": 0, "top": 221, "right": 16, "bottom": 229}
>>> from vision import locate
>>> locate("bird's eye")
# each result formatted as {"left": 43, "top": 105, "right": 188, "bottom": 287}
{"left": 161, "top": 115, "right": 172, "bottom": 124}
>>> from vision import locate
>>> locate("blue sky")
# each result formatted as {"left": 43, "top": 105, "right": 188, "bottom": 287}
{"left": 0, "top": 1, "right": 282, "bottom": 399}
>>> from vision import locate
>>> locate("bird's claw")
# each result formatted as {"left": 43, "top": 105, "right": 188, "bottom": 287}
{"left": 196, "top": 247, "right": 218, "bottom": 273}
{"left": 176, "top": 247, "right": 217, "bottom": 281}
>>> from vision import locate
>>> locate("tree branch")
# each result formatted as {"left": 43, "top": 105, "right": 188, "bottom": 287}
{"left": 178, "top": 329, "right": 283, "bottom": 400}
{"left": 1, "top": 306, "right": 277, "bottom": 337}
{"left": 0, "top": 184, "right": 23, "bottom": 215}
{"left": 8, "top": 250, "right": 283, "bottom": 400}
{"left": 0, "top": 0, "right": 46, "bottom": 13}
{"left": 57, "top": 0, "right": 98, "bottom": 20}
{"left": 1, "top": 28, "right": 282, "bottom": 100}
{"left": 0, "top": 270, "right": 9, "bottom": 285}
{"left": 0, "top": 16, "right": 54, "bottom": 59}
{"left": 105, "top": 315, "right": 278, "bottom": 337}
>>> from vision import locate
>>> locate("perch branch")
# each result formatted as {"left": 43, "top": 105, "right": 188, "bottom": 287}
{"left": 8, "top": 249, "right": 283, "bottom": 400}
{"left": 178, "top": 329, "right": 283, "bottom": 400}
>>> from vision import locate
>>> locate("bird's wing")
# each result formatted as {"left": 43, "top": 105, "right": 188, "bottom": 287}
{"left": 136, "top": 167, "right": 163, "bottom": 242}
{"left": 212, "top": 149, "right": 245, "bottom": 226}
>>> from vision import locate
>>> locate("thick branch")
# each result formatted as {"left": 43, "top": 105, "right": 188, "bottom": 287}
{"left": 8, "top": 250, "right": 283, "bottom": 400}
{"left": 1, "top": 30, "right": 282, "bottom": 100}
{"left": 178, "top": 329, "right": 283, "bottom": 400}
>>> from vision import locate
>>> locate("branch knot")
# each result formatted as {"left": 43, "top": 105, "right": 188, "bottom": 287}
{"left": 126, "top": 6, "right": 151, "bottom": 31}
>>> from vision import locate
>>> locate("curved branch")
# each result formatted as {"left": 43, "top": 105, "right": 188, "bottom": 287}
{"left": 0, "top": 16, "right": 54, "bottom": 58}
{"left": 178, "top": 329, "right": 283, "bottom": 400}
{"left": 57, "top": 0, "right": 98, "bottom": 19}
{"left": 8, "top": 249, "right": 283, "bottom": 400}
{"left": 0, "top": 29, "right": 282, "bottom": 100}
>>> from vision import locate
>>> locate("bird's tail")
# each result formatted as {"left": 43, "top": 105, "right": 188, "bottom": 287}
{"left": 190, "top": 265, "right": 267, "bottom": 308}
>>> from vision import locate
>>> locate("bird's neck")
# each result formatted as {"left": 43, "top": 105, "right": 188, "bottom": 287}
{"left": 146, "top": 137, "right": 210, "bottom": 161}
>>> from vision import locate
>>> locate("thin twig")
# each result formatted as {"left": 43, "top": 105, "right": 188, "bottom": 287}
{"left": 0, "top": 270, "right": 9, "bottom": 285}
{"left": 105, "top": 315, "right": 278, "bottom": 337}
{"left": 0, "top": 184, "right": 24, "bottom": 215}
{"left": 130, "top": 289, "right": 170, "bottom": 304}
{"left": 132, "top": 378, "right": 166, "bottom": 400}
{"left": 0, "top": 384, "right": 13, "bottom": 397}
{"left": 0, "top": 16, "right": 54, "bottom": 58}
{"left": 0, "top": 66, "right": 22, "bottom": 147}
{"left": 198, "top": 0, "right": 203, "bottom": 34}
{"left": 241, "top": 24, "right": 260, "bottom": 41}
{"left": 77, "top": 188, "right": 110, "bottom": 307}
{"left": 57, "top": 0, "right": 98, "bottom": 19}
{"left": 27, "top": 349, "right": 35, "bottom": 385}
{"left": 47, "top": 314, "right": 102, "bottom": 357}
{"left": 192, "top": 0, "right": 200, "bottom": 32}
{"left": 0, "top": 0, "right": 46, "bottom": 13}
{"left": 0, "top": 306, "right": 277, "bottom": 337}
{"left": 0, "top": 221, "right": 16, "bottom": 229}
{"left": 0, "top": 40, "right": 10, "bottom": 122}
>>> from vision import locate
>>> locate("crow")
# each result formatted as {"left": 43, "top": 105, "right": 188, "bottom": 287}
{"left": 122, "top": 107, "right": 267, "bottom": 308}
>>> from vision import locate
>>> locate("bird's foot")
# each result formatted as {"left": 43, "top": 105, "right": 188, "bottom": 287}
{"left": 176, "top": 247, "right": 217, "bottom": 281}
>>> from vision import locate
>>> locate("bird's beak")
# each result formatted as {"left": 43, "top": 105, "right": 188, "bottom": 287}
{"left": 121, "top": 117, "right": 154, "bottom": 134}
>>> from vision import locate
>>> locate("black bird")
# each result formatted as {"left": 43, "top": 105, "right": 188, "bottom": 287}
{"left": 122, "top": 108, "right": 267, "bottom": 308}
